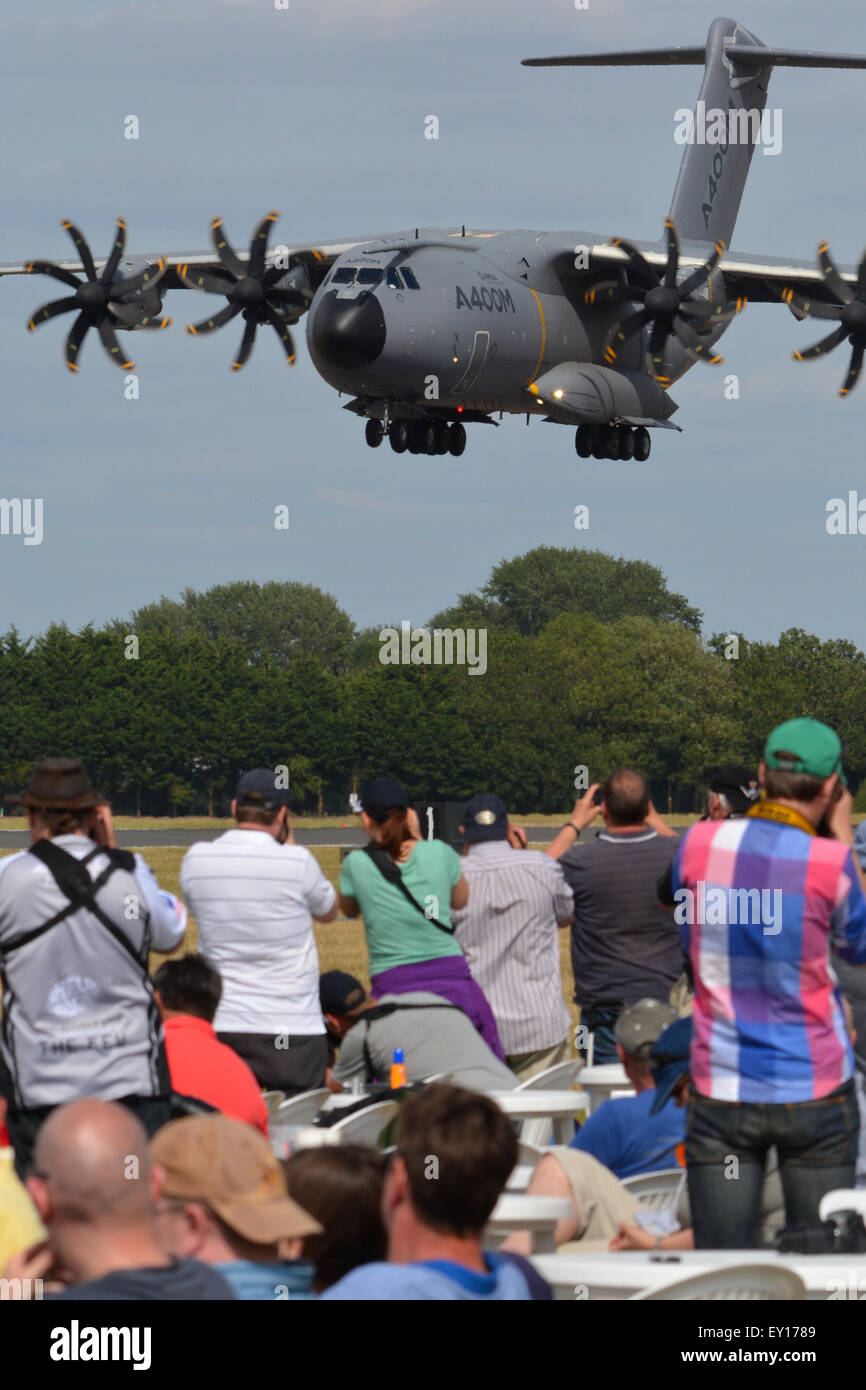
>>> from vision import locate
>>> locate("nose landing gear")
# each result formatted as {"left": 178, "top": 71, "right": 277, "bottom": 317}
{"left": 575, "top": 423, "right": 652, "bottom": 461}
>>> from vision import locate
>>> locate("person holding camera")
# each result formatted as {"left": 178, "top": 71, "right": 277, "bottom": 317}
{"left": 180, "top": 768, "right": 338, "bottom": 1095}
{"left": 0, "top": 759, "right": 188, "bottom": 1178}
{"left": 338, "top": 777, "right": 504, "bottom": 1060}
{"left": 659, "top": 718, "right": 866, "bottom": 1249}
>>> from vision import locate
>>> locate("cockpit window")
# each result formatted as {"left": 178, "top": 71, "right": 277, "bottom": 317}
{"left": 386, "top": 267, "right": 403, "bottom": 289}
{"left": 401, "top": 267, "right": 420, "bottom": 290}
{"left": 356, "top": 267, "right": 383, "bottom": 285}
{"left": 332, "top": 267, "right": 356, "bottom": 284}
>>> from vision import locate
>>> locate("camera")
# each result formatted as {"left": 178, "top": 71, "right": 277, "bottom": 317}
{"left": 775, "top": 1211, "right": 866, "bottom": 1254}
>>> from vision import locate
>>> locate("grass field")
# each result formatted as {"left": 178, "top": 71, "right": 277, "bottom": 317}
{"left": 0, "top": 812, "right": 704, "bottom": 831}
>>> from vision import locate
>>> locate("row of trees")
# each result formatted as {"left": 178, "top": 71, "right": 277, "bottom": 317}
{"left": 2, "top": 549, "right": 865, "bottom": 814}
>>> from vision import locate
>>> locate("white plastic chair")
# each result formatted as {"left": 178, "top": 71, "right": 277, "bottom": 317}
{"left": 516, "top": 1059, "right": 584, "bottom": 1091}
{"left": 422, "top": 1072, "right": 454, "bottom": 1083}
{"left": 631, "top": 1264, "right": 806, "bottom": 1301}
{"left": 517, "top": 1140, "right": 544, "bottom": 1166}
{"left": 327, "top": 1100, "right": 399, "bottom": 1147}
{"left": 517, "top": 1060, "right": 583, "bottom": 1148}
{"left": 621, "top": 1168, "right": 685, "bottom": 1211}
{"left": 819, "top": 1188, "right": 866, "bottom": 1221}
{"left": 273, "top": 1089, "right": 331, "bottom": 1126}
{"left": 262, "top": 1090, "right": 286, "bottom": 1118}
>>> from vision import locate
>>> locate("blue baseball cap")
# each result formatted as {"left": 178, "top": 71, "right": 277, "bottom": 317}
{"left": 463, "top": 792, "right": 509, "bottom": 843}
{"left": 649, "top": 1016, "right": 693, "bottom": 1115}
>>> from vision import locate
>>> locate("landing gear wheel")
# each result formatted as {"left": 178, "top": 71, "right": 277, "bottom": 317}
{"left": 408, "top": 421, "right": 424, "bottom": 454}
{"left": 575, "top": 425, "right": 595, "bottom": 458}
{"left": 421, "top": 422, "right": 437, "bottom": 455}
{"left": 389, "top": 420, "right": 409, "bottom": 453}
{"left": 594, "top": 425, "right": 618, "bottom": 460}
{"left": 365, "top": 419, "right": 384, "bottom": 448}
{"left": 616, "top": 425, "right": 634, "bottom": 461}
{"left": 633, "top": 426, "right": 651, "bottom": 462}
{"left": 448, "top": 422, "right": 467, "bottom": 457}
{"left": 433, "top": 421, "right": 450, "bottom": 454}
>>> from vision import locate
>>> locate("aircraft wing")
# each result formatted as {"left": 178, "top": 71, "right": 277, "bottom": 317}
{"left": 551, "top": 236, "right": 858, "bottom": 307}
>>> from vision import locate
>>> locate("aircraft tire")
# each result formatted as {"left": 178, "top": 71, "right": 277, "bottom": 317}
{"left": 365, "top": 419, "right": 384, "bottom": 448}
{"left": 389, "top": 420, "right": 410, "bottom": 453}
{"left": 633, "top": 426, "right": 651, "bottom": 461}
{"left": 575, "top": 425, "right": 594, "bottom": 458}
{"left": 448, "top": 422, "right": 467, "bottom": 456}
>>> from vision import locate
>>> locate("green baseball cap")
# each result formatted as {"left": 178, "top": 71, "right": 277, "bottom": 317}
{"left": 764, "top": 717, "right": 847, "bottom": 785}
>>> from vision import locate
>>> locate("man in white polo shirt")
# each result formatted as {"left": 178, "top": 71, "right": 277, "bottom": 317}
{"left": 180, "top": 769, "right": 338, "bottom": 1095}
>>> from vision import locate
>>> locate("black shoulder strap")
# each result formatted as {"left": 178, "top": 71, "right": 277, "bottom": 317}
{"left": 361, "top": 842, "right": 455, "bottom": 935}
{"left": 2, "top": 840, "right": 147, "bottom": 966}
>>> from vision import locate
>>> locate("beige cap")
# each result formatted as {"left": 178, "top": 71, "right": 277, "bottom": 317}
{"left": 150, "top": 1114, "right": 322, "bottom": 1245}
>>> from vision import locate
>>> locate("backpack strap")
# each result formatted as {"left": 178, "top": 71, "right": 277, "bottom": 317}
{"left": 1, "top": 840, "right": 147, "bottom": 967}
{"left": 361, "top": 842, "right": 455, "bottom": 935}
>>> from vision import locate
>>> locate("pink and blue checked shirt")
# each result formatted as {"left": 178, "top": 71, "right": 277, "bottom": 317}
{"left": 670, "top": 814, "right": 866, "bottom": 1103}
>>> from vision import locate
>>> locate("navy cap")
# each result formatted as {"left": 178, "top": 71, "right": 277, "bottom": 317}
{"left": 649, "top": 1016, "right": 693, "bottom": 1115}
{"left": 708, "top": 765, "right": 759, "bottom": 816}
{"left": 320, "top": 971, "right": 367, "bottom": 1016}
{"left": 234, "top": 767, "right": 290, "bottom": 811}
{"left": 463, "top": 792, "right": 509, "bottom": 843}
{"left": 359, "top": 776, "right": 409, "bottom": 822}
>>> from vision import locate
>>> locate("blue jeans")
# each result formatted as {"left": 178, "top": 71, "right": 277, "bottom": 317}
{"left": 579, "top": 1004, "right": 621, "bottom": 1066}
{"left": 686, "top": 1080, "right": 859, "bottom": 1249}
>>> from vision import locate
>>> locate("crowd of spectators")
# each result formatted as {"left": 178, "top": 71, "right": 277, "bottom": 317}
{"left": 2, "top": 712, "right": 866, "bottom": 1299}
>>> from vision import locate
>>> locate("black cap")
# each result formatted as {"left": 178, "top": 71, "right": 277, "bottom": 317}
{"left": 708, "top": 765, "right": 759, "bottom": 816}
{"left": 359, "top": 776, "right": 409, "bottom": 823}
{"left": 320, "top": 971, "right": 367, "bottom": 1016}
{"left": 463, "top": 792, "right": 509, "bottom": 843}
{"left": 234, "top": 767, "right": 290, "bottom": 812}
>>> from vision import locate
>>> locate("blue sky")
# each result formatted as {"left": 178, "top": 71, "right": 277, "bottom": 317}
{"left": 1, "top": 0, "right": 865, "bottom": 643}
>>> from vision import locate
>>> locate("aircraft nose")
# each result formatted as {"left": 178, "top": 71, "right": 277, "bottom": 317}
{"left": 311, "top": 290, "right": 387, "bottom": 369}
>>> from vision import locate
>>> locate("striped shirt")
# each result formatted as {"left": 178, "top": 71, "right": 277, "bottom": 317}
{"left": 671, "top": 814, "right": 866, "bottom": 1103}
{"left": 451, "top": 842, "right": 573, "bottom": 1054}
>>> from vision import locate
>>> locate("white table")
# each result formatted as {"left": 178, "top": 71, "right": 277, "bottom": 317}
{"left": 530, "top": 1249, "right": 866, "bottom": 1300}
{"left": 486, "top": 1195, "right": 574, "bottom": 1254}
{"left": 487, "top": 1090, "right": 585, "bottom": 1145}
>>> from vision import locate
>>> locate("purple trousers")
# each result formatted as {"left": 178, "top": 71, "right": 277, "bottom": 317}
{"left": 370, "top": 954, "right": 506, "bottom": 1062}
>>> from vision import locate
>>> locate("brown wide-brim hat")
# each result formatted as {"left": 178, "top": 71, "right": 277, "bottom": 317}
{"left": 151, "top": 1114, "right": 323, "bottom": 1246}
{"left": 14, "top": 757, "right": 107, "bottom": 810}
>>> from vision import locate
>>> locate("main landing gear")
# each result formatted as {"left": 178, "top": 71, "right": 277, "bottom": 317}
{"left": 575, "top": 423, "right": 651, "bottom": 461}
{"left": 377, "top": 419, "right": 467, "bottom": 456}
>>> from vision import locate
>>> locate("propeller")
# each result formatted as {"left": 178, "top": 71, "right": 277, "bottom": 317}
{"left": 26, "top": 219, "right": 170, "bottom": 372}
{"left": 178, "top": 212, "right": 312, "bottom": 371}
{"left": 784, "top": 242, "right": 866, "bottom": 397}
{"left": 589, "top": 219, "right": 747, "bottom": 386}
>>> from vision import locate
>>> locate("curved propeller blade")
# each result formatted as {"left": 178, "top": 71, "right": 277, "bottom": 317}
{"left": 135, "top": 313, "right": 173, "bottom": 330}
{"left": 64, "top": 312, "right": 89, "bottom": 373}
{"left": 263, "top": 305, "right": 296, "bottom": 364}
{"left": 230, "top": 317, "right": 258, "bottom": 372}
{"left": 186, "top": 302, "right": 242, "bottom": 336}
{"left": 60, "top": 220, "right": 97, "bottom": 281}
{"left": 662, "top": 219, "right": 679, "bottom": 288}
{"left": 210, "top": 217, "right": 245, "bottom": 280}
{"left": 27, "top": 297, "right": 76, "bottom": 332}
{"left": 248, "top": 210, "right": 280, "bottom": 280}
{"left": 608, "top": 238, "right": 658, "bottom": 291}
{"left": 176, "top": 265, "right": 235, "bottom": 295}
{"left": 97, "top": 318, "right": 135, "bottom": 369}
{"left": 101, "top": 217, "right": 127, "bottom": 286}
{"left": 840, "top": 341, "right": 865, "bottom": 397}
{"left": 678, "top": 239, "right": 727, "bottom": 299}
{"left": 779, "top": 286, "right": 841, "bottom": 322}
{"left": 818, "top": 242, "right": 854, "bottom": 305}
{"left": 603, "top": 307, "right": 652, "bottom": 363}
{"left": 25, "top": 260, "right": 81, "bottom": 290}
{"left": 671, "top": 314, "right": 725, "bottom": 362}
{"left": 584, "top": 281, "right": 645, "bottom": 307}
{"left": 792, "top": 324, "right": 848, "bottom": 361}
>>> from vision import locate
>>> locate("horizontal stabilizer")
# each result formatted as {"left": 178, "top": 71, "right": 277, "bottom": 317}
{"left": 523, "top": 44, "right": 866, "bottom": 71}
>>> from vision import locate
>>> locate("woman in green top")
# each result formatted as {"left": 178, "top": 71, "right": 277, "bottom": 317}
{"left": 338, "top": 776, "right": 504, "bottom": 1060}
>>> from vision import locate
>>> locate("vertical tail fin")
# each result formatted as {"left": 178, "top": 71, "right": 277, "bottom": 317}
{"left": 523, "top": 16, "right": 866, "bottom": 247}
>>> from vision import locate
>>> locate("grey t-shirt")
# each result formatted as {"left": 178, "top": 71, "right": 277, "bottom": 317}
{"left": 559, "top": 829, "right": 683, "bottom": 1009}
{"left": 333, "top": 991, "right": 518, "bottom": 1092}
{"left": 47, "top": 1258, "right": 235, "bottom": 1300}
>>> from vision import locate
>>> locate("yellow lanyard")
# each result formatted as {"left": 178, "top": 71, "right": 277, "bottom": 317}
{"left": 746, "top": 800, "right": 816, "bottom": 837}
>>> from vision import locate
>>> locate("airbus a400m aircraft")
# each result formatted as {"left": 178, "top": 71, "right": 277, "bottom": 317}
{"left": 4, "top": 15, "right": 866, "bottom": 461}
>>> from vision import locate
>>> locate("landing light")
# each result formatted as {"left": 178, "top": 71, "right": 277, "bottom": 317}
{"left": 553, "top": 389, "right": 564, "bottom": 399}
